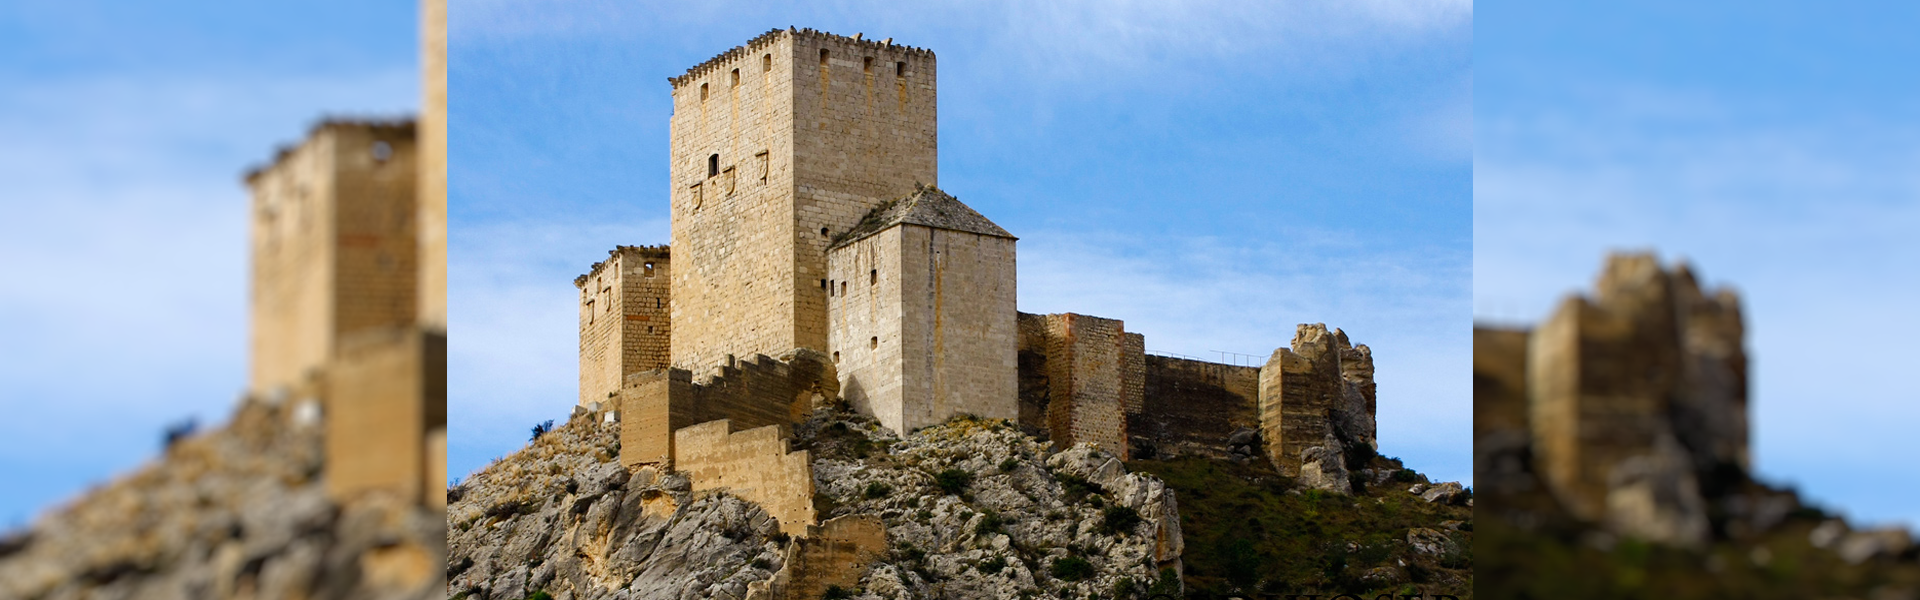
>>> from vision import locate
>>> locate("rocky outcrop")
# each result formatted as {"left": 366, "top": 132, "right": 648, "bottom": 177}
{"left": 0, "top": 398, "right": 444, "bottom": 600}
{"left": 450, "top": 410, "right": 1183, "bottom": 600}
{"left": 1260, "top": 324, "right": 1380, "bottom": 493}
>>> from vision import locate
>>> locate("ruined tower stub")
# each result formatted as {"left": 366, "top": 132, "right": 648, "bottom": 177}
{"left": 668, "top": 28, "right": 938, "bottom": 372}
{"left": 246, "top": 120, "right": 419, "bottom": 398}
{"left": 1526, "top": 253, "right": 1736, "bottom": 545}
{"left": 826, "top": 185, "right": 1018, "bottom": 436}
{"left": 1259, "top": 324, "right": 1345, "bottom": 477}
{"left": 576, "top": 245, "right": 672, "bottom": 406}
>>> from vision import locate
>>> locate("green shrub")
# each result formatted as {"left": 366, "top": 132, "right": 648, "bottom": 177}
{"left": 1146, "top": 567, "right": 1181, "bottom": 597}
{"left": 1057, "top": 473, "right": 1101, "bottom": 502}
{"left": 975, "top": 510, "right": 1005, "bottom": 536}
{"left": 1000, "top": 457, "right": 1020, "bottom": 472}
{"left": 979, "top": 554, "right": 1008, "bottom": 574}
{"left": 864, "top": 481, "right": 893, "bottom": 499}
{"left": 822, "top": 584, "right": 853, "bottom": 599}
{"left": 1099, "top": 505, "right": 1143, "bottom": 536}
{"left": 1050, "top": 555, "right": 1094, "bottom": 581}
{"left": 935, "top": 468, "right": 973, "bottom": 495}
{"left": 526, "top": 591, "right": 554, "bottom": 600}
{"left": 1392, "top": 469, "right": 1419, "bottom": 483}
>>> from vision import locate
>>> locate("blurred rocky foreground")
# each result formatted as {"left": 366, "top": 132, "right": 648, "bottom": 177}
{"left": 0, "top": 397, "right": 445, "bottom": 600}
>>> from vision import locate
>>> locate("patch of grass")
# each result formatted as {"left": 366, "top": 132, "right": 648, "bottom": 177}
{"left": 1050, "top": 555, "right": 1094, "bottom": 581}
{"left": 525, "top": 591, "right": 553, "bottom": 600}
{"left": 864, "top": 481, "right": 893, "bottom": 499}
{"left": 935, "top": 468, "right": 973, "bottom": 495}
{"left": 1056, "top": 473, "right": 1102, "bottom": 502}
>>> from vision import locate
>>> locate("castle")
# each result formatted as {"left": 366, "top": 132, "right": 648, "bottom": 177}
{"left": 241, "top": 0, "right": 448, "bottom": 510}
{"left": 576, "top": 28, "right": 1390, "bottom": 535}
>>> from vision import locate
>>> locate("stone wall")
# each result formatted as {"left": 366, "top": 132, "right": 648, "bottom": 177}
{"left": 324, "top": 327, "right": 446, "bottom": 506}
{"left": 674, "top": 420, "right": 817, "bottom": 537}
{"left": 621, "top": 350, "right": 838, "bottom": 469}
{"left": 828, "top": 223, "right": 1017, "bottom": 436}
{"left": 577, "top": 245, "right": 671, "bottom": 406}
{"left": 1130, "top": 355, "right": 1261, "bottom": 460}
{"left": 1259, "top": 325, "right": 1344, "bottom": 477}
{"left": 668, "top": 28, "right": 939, "bottom": 372}
{"left": 247, "top": 121, "right": 419, "bottom": 398}
{"left": 746, "top": 515, "right": 888, "bottom": 600}
{"left": 1012, "top": 313, "right": 1140, "bottom": 459}
{"left": 1524, "top": 253, "right": 1737, "bottom": 545}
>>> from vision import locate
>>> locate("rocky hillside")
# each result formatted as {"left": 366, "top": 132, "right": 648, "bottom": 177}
{"left": 450, "top": 407, "right": 1472, "bottom": 600}
{"left": 0, "top": 398, "right": 445, "bottom": 600}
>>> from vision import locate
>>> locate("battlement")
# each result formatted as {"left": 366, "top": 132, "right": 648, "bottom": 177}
{"left": 577, "top": 245, "right": 671, "bottom": 405}
{"left": 619, "top": 349, "right": 837, "bottom": 468}
{"left": 573, "top": 245, "right": 670, "bottom": 288}
{"left": 667, "top": 27, "right": 934, "bottom": 89}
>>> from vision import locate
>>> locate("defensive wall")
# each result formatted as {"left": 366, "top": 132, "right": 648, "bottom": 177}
{"left": 1132, "top": 355, "right": 1261, "bottom": 461}
{"left": 674, "top": 420, "right": 817, "bottom": 537}
{"left": 325, "top": 327, "right": 447, "bottom": 507}
{"left": 746, "top": 515, "right": 889, "bottom": 600}
{"left": 576, "top": 245, "right": 672, "bottom": 406}
{"left": 620, "top": 350, "right": 837, "bottom": 468}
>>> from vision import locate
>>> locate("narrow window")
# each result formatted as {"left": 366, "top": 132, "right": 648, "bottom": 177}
{"left": 730, "top": 68, "right": 740, "bottom": 87}
{"left": 656, "top": 298, "right": 663, "bottom": 309}
{"left": 863, "top": 57, "right": 873, "bottom": 74}
{"left": 820, "top": 278, "right": 828, "bottom": 290}
{"left": 700, "top": 82, "right": 708, "bottom": 101}
{"left": 870, "top": 269, "right": 877, "bottom": 285}
{"left": 647, "top": 326, "right": 654, "bottom": 334}
{"left": 819, "top": 49, "right": 829, "bottom": 66}
{"left": 643, "top": 262, "right": 655, "bottom": 277}
{"left": 832, "top": 351, "right": 840, "bottom": 363}
{"left": 708, "top": 154, "right": 719, "bottom": 177}
{"left": 896, "top": 61, "right": 905, "bottom": 77}
{"left": 763, "top": 54, "right": 772, "bottom": 72}
{"left": 756, "top": 151, "right": 769, "bottom": 183}
{"left": 829, "top": 280, "right": 835, "bottom": 297}
{"left": 870, "top": 336, "right": 878, "bottom": 349}
{"left": 840, "top": 281, "right": 847, "bottom": 296}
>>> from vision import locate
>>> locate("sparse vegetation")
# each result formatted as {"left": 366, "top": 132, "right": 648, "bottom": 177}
{"left": 1050, "top": 555, "right": 1094, "bottom": 581}
{"left": 529, "top": 420, "right": 554, "bottom": 441}
{"left": 935, "top": 468, "right": 972, "bottom": 495}
{"left": 864, "top": 481, "right": 892, "bottom": 499}
{"left": 1098, "top": 505, "right": 1142, "bottom": 536}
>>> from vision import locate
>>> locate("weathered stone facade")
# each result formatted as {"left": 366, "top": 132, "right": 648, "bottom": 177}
{"left": 1131, "top": 355, "right": 1261, "bottom": 461}
{"left": 674, "top": 420, "right": 818, "bottom": 537}
{"left": 668, "top": 28, "right": 939, "bottom": 372}
{"left": 1478, "top": 253, "right": 1747, "bottom": 547}
{"left": 826, "top": 185, "right": 1018, "bottom": 436}
{"left": 246, "top": 120, "right": 446, "bottom": 509}
{"left": 1258, "top": 324, "right": 1377, "bottom": 478}
{"left": 247, "top": 121, "right": 419, "bottom": 399}
{"left": 1012, "top": 313, "right": 1143, "bottom": 459}
{"left": 620, "top": 350, "right": 837, "bottom": 469}
{"left": 418, "top": 0, "right": 447, "bottom": 332}
{"left": 575, "top": 245, "right": 672, "bottom": 406}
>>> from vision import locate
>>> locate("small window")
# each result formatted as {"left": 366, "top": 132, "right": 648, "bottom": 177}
{"left": 763, "top": 54, "right": 772, "bottom": 72}
{"left": 870, "top": 269, "right": 877, "bottom": 285}
{"left": 708, "top": 154, "right": 719, "bottom": 177}
{"left": 819, "top": 49, "right": 829, "bottom": 66}
{"left": 586, "top": 300, "right": 594, "bottom": 323}
{"left": 896, "top": 61, "right": 905, "bottom": 77}
{"left": 643, "top": 262, "right": 655, "bottom": 277}
{"left": 829, "top": 280, "right": 835, "bottom": 297}
{"left": 820, "top": 278, "right": 828, "bottom": 290}
{"left": 832, "top": 351, "right": 840, "bottom": 363}
{"left": 863, "top": 57, "right": 873, "bottom": 73}
{"left": 820, "top": 227, "right": 829, "bottom": 237}
{"left": 870, "top": 336, "right": 878, "bottom": 349}
{"left": 700, "top": 82, "right": 708, "bottom": 101}
{"left": 656, "top": 298, "right": 663, "bottom": 309}
{"left": 730, "top": 68, "right": 739, "bottom": 87}
{"left": 371, "top": 140, "right": 393, "bottom": 162}
{"left": 840, "top": 281, "right": 847, "bottom": 296}
{"left": 647, "top": 326, "right": 654, "bottom": 334}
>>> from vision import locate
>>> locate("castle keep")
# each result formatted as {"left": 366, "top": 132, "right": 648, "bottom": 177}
{"left": 581, "top": 29, "right": 1392, "bottom": 536}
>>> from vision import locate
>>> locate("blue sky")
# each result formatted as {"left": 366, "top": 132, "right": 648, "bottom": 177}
{"left": 1476, "top": 1, "right": 1920, "bottom": 527}
{"left": 0, "top": 1, "right": 416, "bottom": 525}
{"left": 449, "top": 1, "right": 1473, "bottom": 486}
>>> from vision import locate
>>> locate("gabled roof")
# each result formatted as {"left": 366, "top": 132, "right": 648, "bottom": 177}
{"left": 829, "top": 184, "right": 1015, "bottom": 250}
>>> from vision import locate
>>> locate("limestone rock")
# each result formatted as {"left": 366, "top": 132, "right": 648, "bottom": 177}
{"left": 1602, "top": 437, "right": 1709, "bottom": 548}
{"left": 1297, "top": 443, "right": 1352, "bottom": 495}
{"left": 1421, "top": 482, "right": 1468, "bottom": 506}
{"left": 1407, "top": 528, "right": 1459, "bottom": 556}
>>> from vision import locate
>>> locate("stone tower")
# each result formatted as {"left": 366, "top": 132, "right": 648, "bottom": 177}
{"left": 576, "top": 245, "right": 672, "bottom": 406}
{"left": 246, "top": 120, "right": 418, "bottom": 398}
{"left": 667, "top": 28, "right": 938, "bottom": 372}
{"left": 826, "top": 185, "right": 1018, "bottom": 436}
